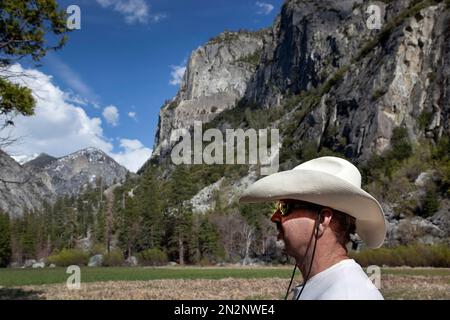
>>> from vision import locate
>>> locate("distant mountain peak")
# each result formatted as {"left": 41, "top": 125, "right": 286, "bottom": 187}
{"left": 59, "top": 147, "right": 113, "bottom": 165}
{"left": 69, "top": 147, "right": 106, "bottom": 157}
{"left": 24, "top": 153, "right": 57, "bottom": 168}
{"left": 41, "top": 147, "right": 128, "bottom": 196}
{"left": 79, "top": 147, "right": 104, "bottom": 153}
{"left": 1, "top": 147, "right": 129, "bottom": 217}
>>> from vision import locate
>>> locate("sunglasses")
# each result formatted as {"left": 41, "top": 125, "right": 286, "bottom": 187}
{"left": 276, "top": 201, "right": 317, "bottom": 216}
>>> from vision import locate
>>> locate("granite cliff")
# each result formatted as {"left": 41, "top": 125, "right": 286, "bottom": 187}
{"left": 147, "top": 0, "right": 450, "bottom": 246}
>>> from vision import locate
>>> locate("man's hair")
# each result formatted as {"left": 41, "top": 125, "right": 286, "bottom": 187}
{"left": 330, "top": 210, "right": 356, "bottom": 247}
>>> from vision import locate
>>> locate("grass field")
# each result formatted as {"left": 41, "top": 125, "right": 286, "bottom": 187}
{"left": 0, "top": 267, "right": 294, "bottom": 287}
{"left": 0, "top": 267, "right": 449, "bottom": 300}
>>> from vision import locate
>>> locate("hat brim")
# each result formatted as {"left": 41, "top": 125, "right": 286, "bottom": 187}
{"left": 239, "top": 169, "right": 386, "bottom": 248}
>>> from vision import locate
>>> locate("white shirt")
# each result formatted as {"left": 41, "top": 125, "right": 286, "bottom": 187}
{"left": 293, "top": 259, "right": 384, "bottom": 300}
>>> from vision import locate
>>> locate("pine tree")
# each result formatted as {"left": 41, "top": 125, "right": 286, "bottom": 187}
{"left": 104, "top": 186, "right": 116, "bottom": 253}
{"left": 41, "top": 201, "right": 54, "bottom": 256}
{"left": 51, "top": 197, "right": 67, "bottom": 250}
{"left": 117, "top": 191, "right": 141, "bottom": 257}
{"left": 76, "top": 197, "right": 87, "bottom": 237}
{"left": 166, "top": 165, "right": 196, "bottom": 264}
{"left": 189, "top": 214, "right": 201, "bottom": 264}
{"left": 65, "top": 206, "right": 79, "bottom": 249}
{"left": 198, "top": 216, "right": 220, "bottom": 262}
{"left": 20, "top": 210, "right": 37, "bottom": 260}
{"left": 173, "top": 206, "right": 193, "bottom": 265}
{"left": 136, "top": 169, "right": 164, "bottom": 251}
{"left": 0, "top": 211, "right": 12, "bottom": 267}
{"left": 95, "top": 202, "right": 106, "bottom": 245}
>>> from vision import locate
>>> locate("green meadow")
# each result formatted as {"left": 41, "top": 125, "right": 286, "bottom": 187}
{"left": 0, "top": 267, "right": 294, "bottom": 287}
{"left": 1, "top": 266, "right": 449, "bottom": 286}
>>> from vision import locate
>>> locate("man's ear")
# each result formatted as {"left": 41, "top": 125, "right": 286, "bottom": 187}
{"left": 318, "top": 208, "right": 333, "bottom": 236}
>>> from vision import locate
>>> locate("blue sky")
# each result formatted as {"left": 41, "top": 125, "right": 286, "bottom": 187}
{"left": 3, "top": 0, "right": 282, "bottom": 171}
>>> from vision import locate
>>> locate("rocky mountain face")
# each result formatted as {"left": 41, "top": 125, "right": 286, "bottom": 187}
{"left": 0, "top": 150, "right": 54, "bottom": 217}
{"left": 0, "top": 148, "right": 129, "bottom": 217}
{"left": 148, "top": 0, "right": 450, "bottom": 246}
{"left": 27, "top": 147, "right": 128, "bottom": 197}
{"left": 245, "top": 0, "right": 366, "bottom": 107}
{"left": 152, "top": 30, "right": 270, "bottom": 160}
{"left": 241, "top": 0, "right": 449, "bottom": 161}
{"left": 153, "top": 0, "right": 449, "bottom": 160}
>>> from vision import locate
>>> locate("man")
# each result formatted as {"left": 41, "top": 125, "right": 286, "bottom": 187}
{"left": 239, "top": 156, "right": 386, "bottom": 300}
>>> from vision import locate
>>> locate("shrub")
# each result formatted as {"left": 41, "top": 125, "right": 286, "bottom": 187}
{"left": 420, "top": 187, "right": 440, "bottom": 217}
{"left": 166, "top": 100, "right": 178, "bottom": 110}
{"left": 103, "top": 249, "right": 125, "bottom": 267}
{"left": 138, "top": 248, "right": 168, "bottom": 266}
{"left": 372, "top": 89, "right": 387, "bottom": 101}
{"left": 417, "top": 110, "right": 433, "bottom": 130}
{"left": 199, "top": 257, "right": 214, "bottom": 266}
{"left": 47, "top": 249, "right": 89, "bottom": 267}
{"left": 350, "top": 244, "right": 450, "bottom": 267}
{"left": 435, "top": 134, "right": 449, "bottom": 156}
{"left": 435, "top": 160, "right": 450, "bottom": 196}
{"left": 390, "top": 127, "right": 413, "bottom": 161}
{"left": 283, "top": 94, "right": 303, "bottom": 111}
{"left": 235, "top": 50, "right": 262, "bottom": 66}
{"left": 321, "top": 65, "right": 349, "bottom": 95}
{"left": 395, "top": 197, "right": 418, "bottom": 217}
{"left": 89, "top": 243, "right": 106, "bottom": 256}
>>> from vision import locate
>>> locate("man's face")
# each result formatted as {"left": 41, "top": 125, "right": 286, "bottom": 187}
{"left": 271, "top": 202, "right": 317, "bottom": 259}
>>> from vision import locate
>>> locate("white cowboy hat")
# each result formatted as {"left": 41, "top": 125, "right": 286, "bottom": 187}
{"left": 239, "top": 156, "right": 386, "bottom": 248}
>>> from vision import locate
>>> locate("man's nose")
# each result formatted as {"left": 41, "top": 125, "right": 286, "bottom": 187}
{"left": 271, "top": 209, "right": 282, "bottom": 224}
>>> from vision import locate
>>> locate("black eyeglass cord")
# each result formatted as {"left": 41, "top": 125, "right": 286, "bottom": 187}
{"left": 284, "top": 264, "right": 298, "bottom": 300}
{"left": 284, "top": 213, "right": 321, "bottom": 300}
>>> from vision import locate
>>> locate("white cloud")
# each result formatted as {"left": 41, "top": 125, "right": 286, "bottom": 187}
{"left": 256, "top": 1, "right": 274, "bottom": 15}
{"left": 96, "top": 0, "right": 166, "bottom": 24}
{"left": 112, "top": 139, "right": 152, "bottom": 173}
{"left": 0, "top": 64, "right": 113, "bottom": 158}
{"left": 63, "top": 91, "right": 89, "bottom": 107}
{"left": 103, "top": 105, "right": 120, "bottom": 127}
{"left": 169, "top": 64, "right": 186, "bottom": 86}
{"left": 0, "top": 64, "right": 152, "bottom": 173}
{"left": 128, "top": 111, "right": 137, "bottom": 120}
{"left": 150, "top": 13, "right": 167, "bottom": 22}
{"left": 46, "top": 53, "right": 98, "bottom": 103}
